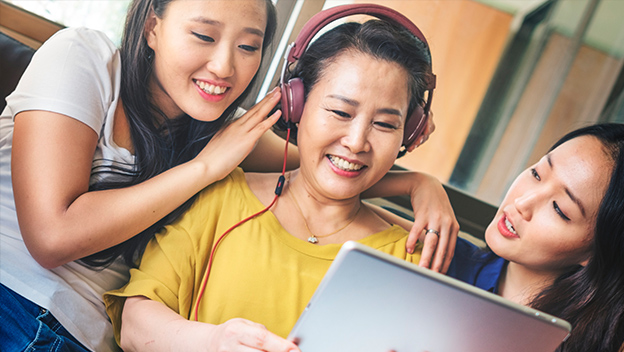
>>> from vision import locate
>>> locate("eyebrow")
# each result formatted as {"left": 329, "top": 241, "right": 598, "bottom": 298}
{"left": 190, "top": 17, "right": 265, "bottom": 38}
{"left": 547, "top": 154, "right": 587, "bottom": 218}
{"left": 327, "top": 94, "right": 403, "bottom": 117}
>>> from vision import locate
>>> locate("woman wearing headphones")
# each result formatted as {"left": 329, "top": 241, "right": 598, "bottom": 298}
{"left": 104, "top": 6, "right": 437, "bottom": 351}
{"left": 0, "top": 0, "right": 457, "bottom": 351}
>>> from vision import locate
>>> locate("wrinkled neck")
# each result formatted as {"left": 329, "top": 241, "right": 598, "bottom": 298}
{"left": 286, "top": 170, "right": 362, "bottom": 223}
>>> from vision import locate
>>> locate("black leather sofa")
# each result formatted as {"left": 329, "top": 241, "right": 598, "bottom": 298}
{"left": 0, "top": 31, "right": 35, "bottom": 112}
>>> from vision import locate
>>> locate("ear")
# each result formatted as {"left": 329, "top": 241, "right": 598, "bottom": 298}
{"left": 410, "top": 110, "right": 435, "bottom": 151}
{"left": 578, "top": 249, "right": 592, "bottom": 267}
{"left": 144, "top": 9, "right": 158, "bottom": 50}
{"left": 578, "top": 236, "right": 595, "bottom": 267}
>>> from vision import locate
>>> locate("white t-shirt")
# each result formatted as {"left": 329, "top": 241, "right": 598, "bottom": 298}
{"left": 0, "top": 28, "right": 133, "bottom": 352}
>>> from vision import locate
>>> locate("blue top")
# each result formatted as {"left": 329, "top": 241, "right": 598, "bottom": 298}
{"left": 447, "top": 237, "right": 507, "bottom": 294}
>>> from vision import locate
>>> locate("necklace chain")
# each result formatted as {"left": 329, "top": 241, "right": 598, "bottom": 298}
{"left": 288, "top": 176, "right": 361, "bottom": 244}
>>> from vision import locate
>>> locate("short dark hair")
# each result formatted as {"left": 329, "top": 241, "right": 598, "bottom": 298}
{"left": 275, "top": 19, "right": 433, "bottom": 142}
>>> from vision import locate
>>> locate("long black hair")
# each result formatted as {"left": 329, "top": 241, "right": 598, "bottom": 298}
{"left": 274, "top": 19, "right": 433, "bottom": 142}
{"left": 529, "top": 123, "right": 624, "bottom": 352}
{"left": 80, "top": 0, "right": 277, "bottom": 268}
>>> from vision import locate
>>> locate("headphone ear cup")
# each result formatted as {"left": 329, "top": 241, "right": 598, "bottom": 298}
{"left": 280, "top": 78, "right": 305, "bottom": 124}
{"left": 280, "top": 81, "right": 292, "bottom": 123}
{"left": 283, "top": 78, "right": 305, "bottom": 123}
{"left": 403, "top": 105, "right": 427, "bottom": 147}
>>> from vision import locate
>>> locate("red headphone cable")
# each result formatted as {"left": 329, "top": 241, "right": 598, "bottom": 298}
{"left": 193, "top": 127, "right": 292, "bottom": 321}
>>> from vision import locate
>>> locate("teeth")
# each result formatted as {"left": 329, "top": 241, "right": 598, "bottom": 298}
{"left": 196, "top": 80, "right": 227, "bottom": 95}
{"left": 505, "top": 218, "right": 517, "bottom": 235}
{"left": 328, "top": 155, "right": 364, "bottom": 172}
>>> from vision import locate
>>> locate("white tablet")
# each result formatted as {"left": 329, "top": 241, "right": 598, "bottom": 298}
{"left": 288, "top": 241, "right": 571, "bottom": 352}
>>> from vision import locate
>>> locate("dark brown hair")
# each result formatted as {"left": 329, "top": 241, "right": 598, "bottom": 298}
{"left": 530, "top": 123, "right": 624, "bottom": 352}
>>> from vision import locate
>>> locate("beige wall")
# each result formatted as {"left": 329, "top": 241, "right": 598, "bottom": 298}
{"left": 0, "top": 1, "right": 63, "bottom": 48}
{"left": 342, "top": 0, "right": 513, "bottom": 182}
{"left": 478, "top": 33, "right": 623, "bottom": 203}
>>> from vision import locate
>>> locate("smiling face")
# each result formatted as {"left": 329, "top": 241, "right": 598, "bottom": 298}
{"left": 296, "top": 51, "right": 409, "bottom": 201}
{"left": 145, "top": 0, "right": 267, "bottom": 121}
{"left": 485, "top": 136, "right": 614, "bottom": 274}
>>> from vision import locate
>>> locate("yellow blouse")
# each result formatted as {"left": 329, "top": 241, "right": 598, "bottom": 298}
{"left": 104, "top": 168, "right": 420, "bottom": 342}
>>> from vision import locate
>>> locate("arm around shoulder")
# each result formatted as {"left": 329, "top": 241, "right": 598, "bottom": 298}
{"left": 11, "top": 110, "right": 217, "bottom": 267}
{"left": 363, "top": 170, "right": 459, "bottom": 273}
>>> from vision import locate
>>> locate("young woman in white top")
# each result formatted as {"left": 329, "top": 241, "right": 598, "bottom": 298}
{"left": 0, "top": 0, "right": 457, "bottom": 351}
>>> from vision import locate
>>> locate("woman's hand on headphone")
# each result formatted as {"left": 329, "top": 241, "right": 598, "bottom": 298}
{"left": 406, "top": 110, "right": 435, "bottom": 152}
{"left": 194, "top": 87, "right": 283, "bottom": 184}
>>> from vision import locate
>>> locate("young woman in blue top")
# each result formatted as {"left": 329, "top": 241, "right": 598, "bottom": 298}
{"left": 448, "top": 123, "right": 624, "bottom": 352}
{"left": 0, "top": 0, "right": 457, "bottom": 350}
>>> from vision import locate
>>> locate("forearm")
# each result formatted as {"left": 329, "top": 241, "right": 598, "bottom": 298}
{"left": 120, "top": 296, "right": 300, "bottom": 352}
{"left": 362, "top": 170, "right": 459, "bottom": 271}
{"left": 13, "top": 104, "right": 281, "bottom": 268}
{"left": 362, "top": 170, "right": 424, "bottom": 199}
{"left": 17, "top": 159, "right": 214, "bottom": 268}
{"left": 366, "top": 202, "right": 414, "bottom": 231}
{"left": 120, "top": 296, "right": 207, "bottom": 352}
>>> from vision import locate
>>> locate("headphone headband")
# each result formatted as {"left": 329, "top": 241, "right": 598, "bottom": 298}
{"left": 287, "top": 4, "right": 428, "bottom": 60}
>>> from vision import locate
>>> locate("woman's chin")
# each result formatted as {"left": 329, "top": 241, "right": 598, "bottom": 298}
{"left": 187, "top": 107, "right": 228, "bottom": 122}
{"left": 484, "top": 222, "right": 503, "bottom": 252}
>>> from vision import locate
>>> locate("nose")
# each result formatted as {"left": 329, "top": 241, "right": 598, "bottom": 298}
{"left": 341, "top": 119, "right": 371, "bottom": 154}
{"left": 207, "top": 43, "right": 235, "bottom": 78}
{"left": 513, "top": 190, "right": 540, "bottom": 221}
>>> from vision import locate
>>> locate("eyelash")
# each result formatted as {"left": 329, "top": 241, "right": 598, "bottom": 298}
{"left": 374, "top": 122, "right": 397, "bottom": 130}
{"left": 531, "top": 168, "right": 541, "bottom": 181}
{"left": 193, "top": 32, "right": 214, "bottom": 42}
{"left": 329, "top": 109, "right": 350, "bottom": 118}
{"left": 192, "top": 32, "right": 259, "bottom": 52}
{"left": 239, "top": 45, "right": 259, "bottom": 52}
{"left": 328, "top": 110, "right": 397, "bottom": 129}
{"left": 531, "top": 168, "right": 570, "bottom": 221}
{"left": 553, "top": 201, "right": 570, "bottom": 221}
